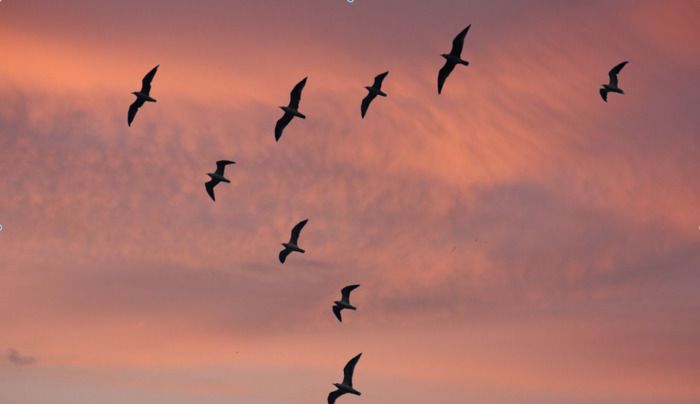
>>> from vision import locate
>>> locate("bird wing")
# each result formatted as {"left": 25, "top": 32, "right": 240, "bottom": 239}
{"left": 437, "top": 61, "right": 456, "bottom": 94}
{"left": 608, "top": 61, "right": 628, "bottom": 87}
{"left": 450, "top": 25, "right": 471, "bottom": 56}
{"left": 360, "top": 93, "right": 376, "bottom": 118}
{"left": 127, "top": 98, "right": 145, "bottom": 126}
{"left": 215, "top": 160, "right": 235, "bottom": 176}
{"left": 599, "top": 88, "right": 608, "bottom": 102}
{"left": 341, "top": 284, "right": 360, "bottom": 303}
{"left": 372, "top": 71, "right": 389, "bottom": 89}
{"left": 328, "top": 389, "right": 346, "bottom": 404}
{"left": 279, "top": 248, "right": 292, "bottom": 264}
{"left": 289, "top": 77, "right": 307, "bottom": 109}
{"left": 342, "top": 353, "right": 362, "bottom": 387}
{"left": 205, "top": 180, "right": 218, "bottom": 201}
{"left": 275, "top": 112, "right": 294, "bottom": 141}
{"left": 333, "top": 305, "right": 343, "bottom": 322}
{"left": 141, "top": 65, "right": 159, "bottom": 95}
{"left": 289, "top": 219, "right": 308, "bottom": 244}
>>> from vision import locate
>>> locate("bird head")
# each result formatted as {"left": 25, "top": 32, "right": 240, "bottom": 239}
{"left": 131, "top": 91, "right": 140, "bottom": 96}
{"left": 441, "top": 53, "right": 450, "bottom": 59}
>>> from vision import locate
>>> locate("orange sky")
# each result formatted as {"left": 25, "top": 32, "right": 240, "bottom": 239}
{"left": 1, "top": 1, "right": 700, "bottom": 403}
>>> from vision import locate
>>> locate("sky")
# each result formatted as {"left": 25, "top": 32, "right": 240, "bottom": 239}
{"left": 1, "top": 0, "right": 699, "bottom": 403}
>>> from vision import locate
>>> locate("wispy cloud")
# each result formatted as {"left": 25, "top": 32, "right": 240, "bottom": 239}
{"left": 6, "top": 348, "right": 37, "bottom": 366}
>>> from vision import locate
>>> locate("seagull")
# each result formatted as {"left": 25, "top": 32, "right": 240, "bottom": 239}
{"left": 328, "top": 353, "right": 362, "bottom": 404}
{"left": 333, "top": 284, "right": 360, "bottom": 322}
{"left": 204, "top": 160, "right": 235, "bottom": 201}
{"left": 275, "top": 77, "right": 307, "bottom": 141}
{"left": 128, "top": 65, "right": 159, "bottom": 126}
{"left": 361, "top": 71, "right": 389, "bottom": 118}
{"left": 279, "top": 219, "right": 308, "bottom": 263}
{"left": 600, "top": 61, "right": 628, "bottom": 102}
{"left": 437, "top": 25, "right": 471, "bottom": 94}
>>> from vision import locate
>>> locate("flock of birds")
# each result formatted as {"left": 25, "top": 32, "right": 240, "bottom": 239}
{"left": 123, "top": 24, "right": 628, "bottom": 404}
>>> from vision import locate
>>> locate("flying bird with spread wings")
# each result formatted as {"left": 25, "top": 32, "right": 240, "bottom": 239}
{"left": 437, "top": 25, "right": 471, "bottom": 94}
{"left": 204, "top": 160, "right": 235, "bottom": 201}
{"left": 128, "top": 65, "right": 159, "bottom": 126}
{"left": 600, "top": 61, "right": 628, "bottom": 102}
{"left": 275, "top": 77, "right": 308, "bottom": 141}
{"left": 328, "top": 353, "right": 363, "bottom": 404}
{"left": 361, "top": 71, "right": 388, "bottom": 118}
{"left": 279, "top": 219, "right": 308, "bottom": 263}
{"left": 333, "top": 284, "right": 360, "bottom": 322}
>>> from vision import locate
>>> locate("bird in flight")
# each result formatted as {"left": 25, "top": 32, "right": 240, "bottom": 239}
{"left": 128, "top": 65, "right": 159, "bottom": 126}
{"left": 437, "top": 25, "right": 471, "bottom": 94}
{"left": 328, "top": 353, "right": 362, "bottom": 404}
{"left": 275, "top": 77, "right": 307, "bottom": 142}
{"left": 204, "top": 160, "right": 235, "bottom": 201}
{"left": 333, "top": 284, "right": 360, "bottom": 322}
{"left": 599, "top": 61, "right": 628, "bottom": 102}
{"left": 279, "top": 219, "right": 308, "bottom": 263}
{"left": 361, "top": 71, "right": 389, "bottom": 118}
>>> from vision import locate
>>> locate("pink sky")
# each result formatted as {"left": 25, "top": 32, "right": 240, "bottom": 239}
{"left": 1, "top": 1, "right": 700, "bottom": 403}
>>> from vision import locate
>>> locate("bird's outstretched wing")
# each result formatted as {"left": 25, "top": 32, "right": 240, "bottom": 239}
{"left": 342, "top": 353, "right": 362, "bottom": 386}
{"left": 372, "top": 71, "right": 389, "bottom": 89}
{"left": 279, "top": 248, "right": 292, "bottom": 264}
{"left": 608, "top": 61, "right": 628, "bottom": 87}
{"left": 141, "top": 65, "right": 159, "bottom": 95}
{"left": 450, "top": 25, "right": 471, "bottom": 57}
{"left": 437, "top": 61, "right": 456, "bottom": 94}
{"left": 328, "top": 389, "right": 346, "bottom": 404}
{"left": 289, "top": 77, "right": 307, "bottom": 109}
{"left": 599, "top": 88, "right": 608, "bottom": 102}
{"left": 333, "top": 305, "right": 343, "bottom": 322}
{"left": 341, "top": 284, "right": 360, "bottom": 303}
{"left": 289, "top": 219, "right": 308, "bottom": 244}
{"left": 205, "top": 180, "right": 218, "bottom": 201}
{"left": 360, "top": 93, "right": 376, "bottom": 118}
{"left": 127, "top": 98, "right": 145, "bottom": 126}
{"left": 215, "top": 160, "right": 235, "bottom": 176}
{"left": 275, "top": 112, "right": 294, "bottom": 141}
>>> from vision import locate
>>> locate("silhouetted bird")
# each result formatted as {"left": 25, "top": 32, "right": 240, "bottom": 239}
{"left": 204, "top": 160, "right": 235, "bottom": 201}
{"left": 437, "top": 25, "right": 471, "bottom": 94}
{"left": 361, "top": 71, "right": 389, "bottom": 118}
{"left": 333, "top": 284, "right": 360, "bottom": 322}
{"left": 600, "top": 61, "right": 628, "bottom": 102}
{"left": 128, "top": 65, "right": 159, "bottom": 126}
{"left": 279, "top": 219, "right": 308, "bottom": 263}
{"left": 328, "top": 353, "right": 362, "bottom": 404}
{"left": 275, "top": 77, "right": 307, "bottom": 141}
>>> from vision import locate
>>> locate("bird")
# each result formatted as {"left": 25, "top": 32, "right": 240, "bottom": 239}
{"left": 599, "top": 61, "right": 628, "bottom": 102}
{"left": 361, "top": 71, "right": 389, "bottom": 118}
{"left": 128, "top": 65, "right": 159, "bottom": 126}
{"left": 333, "top": 284, "right": 360, "bottom": 322}
{"left": 275, "top": 77, "right": 307, "bottom": 141}
{"left": 437, "top": 25, "right": 471, "bottom": 94}
{"left": 204, "top": 160, "right": 235, "bottom": 201}
{"left": 279, "top": 219, "right": 308, "bottom": 263}
{"left": 328, "top": 353, "right": 362, "bottom": 404}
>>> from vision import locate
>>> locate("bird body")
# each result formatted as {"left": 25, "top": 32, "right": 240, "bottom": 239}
{"left": 279, "top": 106, "right": 306, "bottom": 119}
{"left": 332, "top": 284, "right": 360, "bottom": 322}
{"left": 327, "top": 353, "right": 362, "bottom": 404}
{"left": 275, "top": 77, "right": 308, "bottom": 141}
{"left": 204, "top": 160, "right": 235, "bottom": 201}
{"left": 128, "top": 65, "right": 159, "bottom": 126}
{"left": 361, "top": 71, "right": 389, "bottom": 118}
{"left": 332, "top": 383, "right": 361, "bottom": 396}
{"left": 600, "top": 61, "right": 628, "bottom": 102}
{"left": 131, "top": 92, "right": 157, "bottom": 103}
{"left": 279, "top": 219, "right": 308, "bottom": 263}
{"left": 437, "top": 25, "right": 471, "bottom": 94}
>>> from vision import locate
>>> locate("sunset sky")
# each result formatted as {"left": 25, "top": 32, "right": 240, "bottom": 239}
{"left": 1, "top": 1, "right": 699, "bottom": 403}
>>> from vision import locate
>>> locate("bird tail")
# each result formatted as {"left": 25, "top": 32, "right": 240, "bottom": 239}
{"left": 459, "top": 59, "right": 470, "bottom": 66}
{"left": 295, "top": 111, "right": 306, "bottom": 119}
